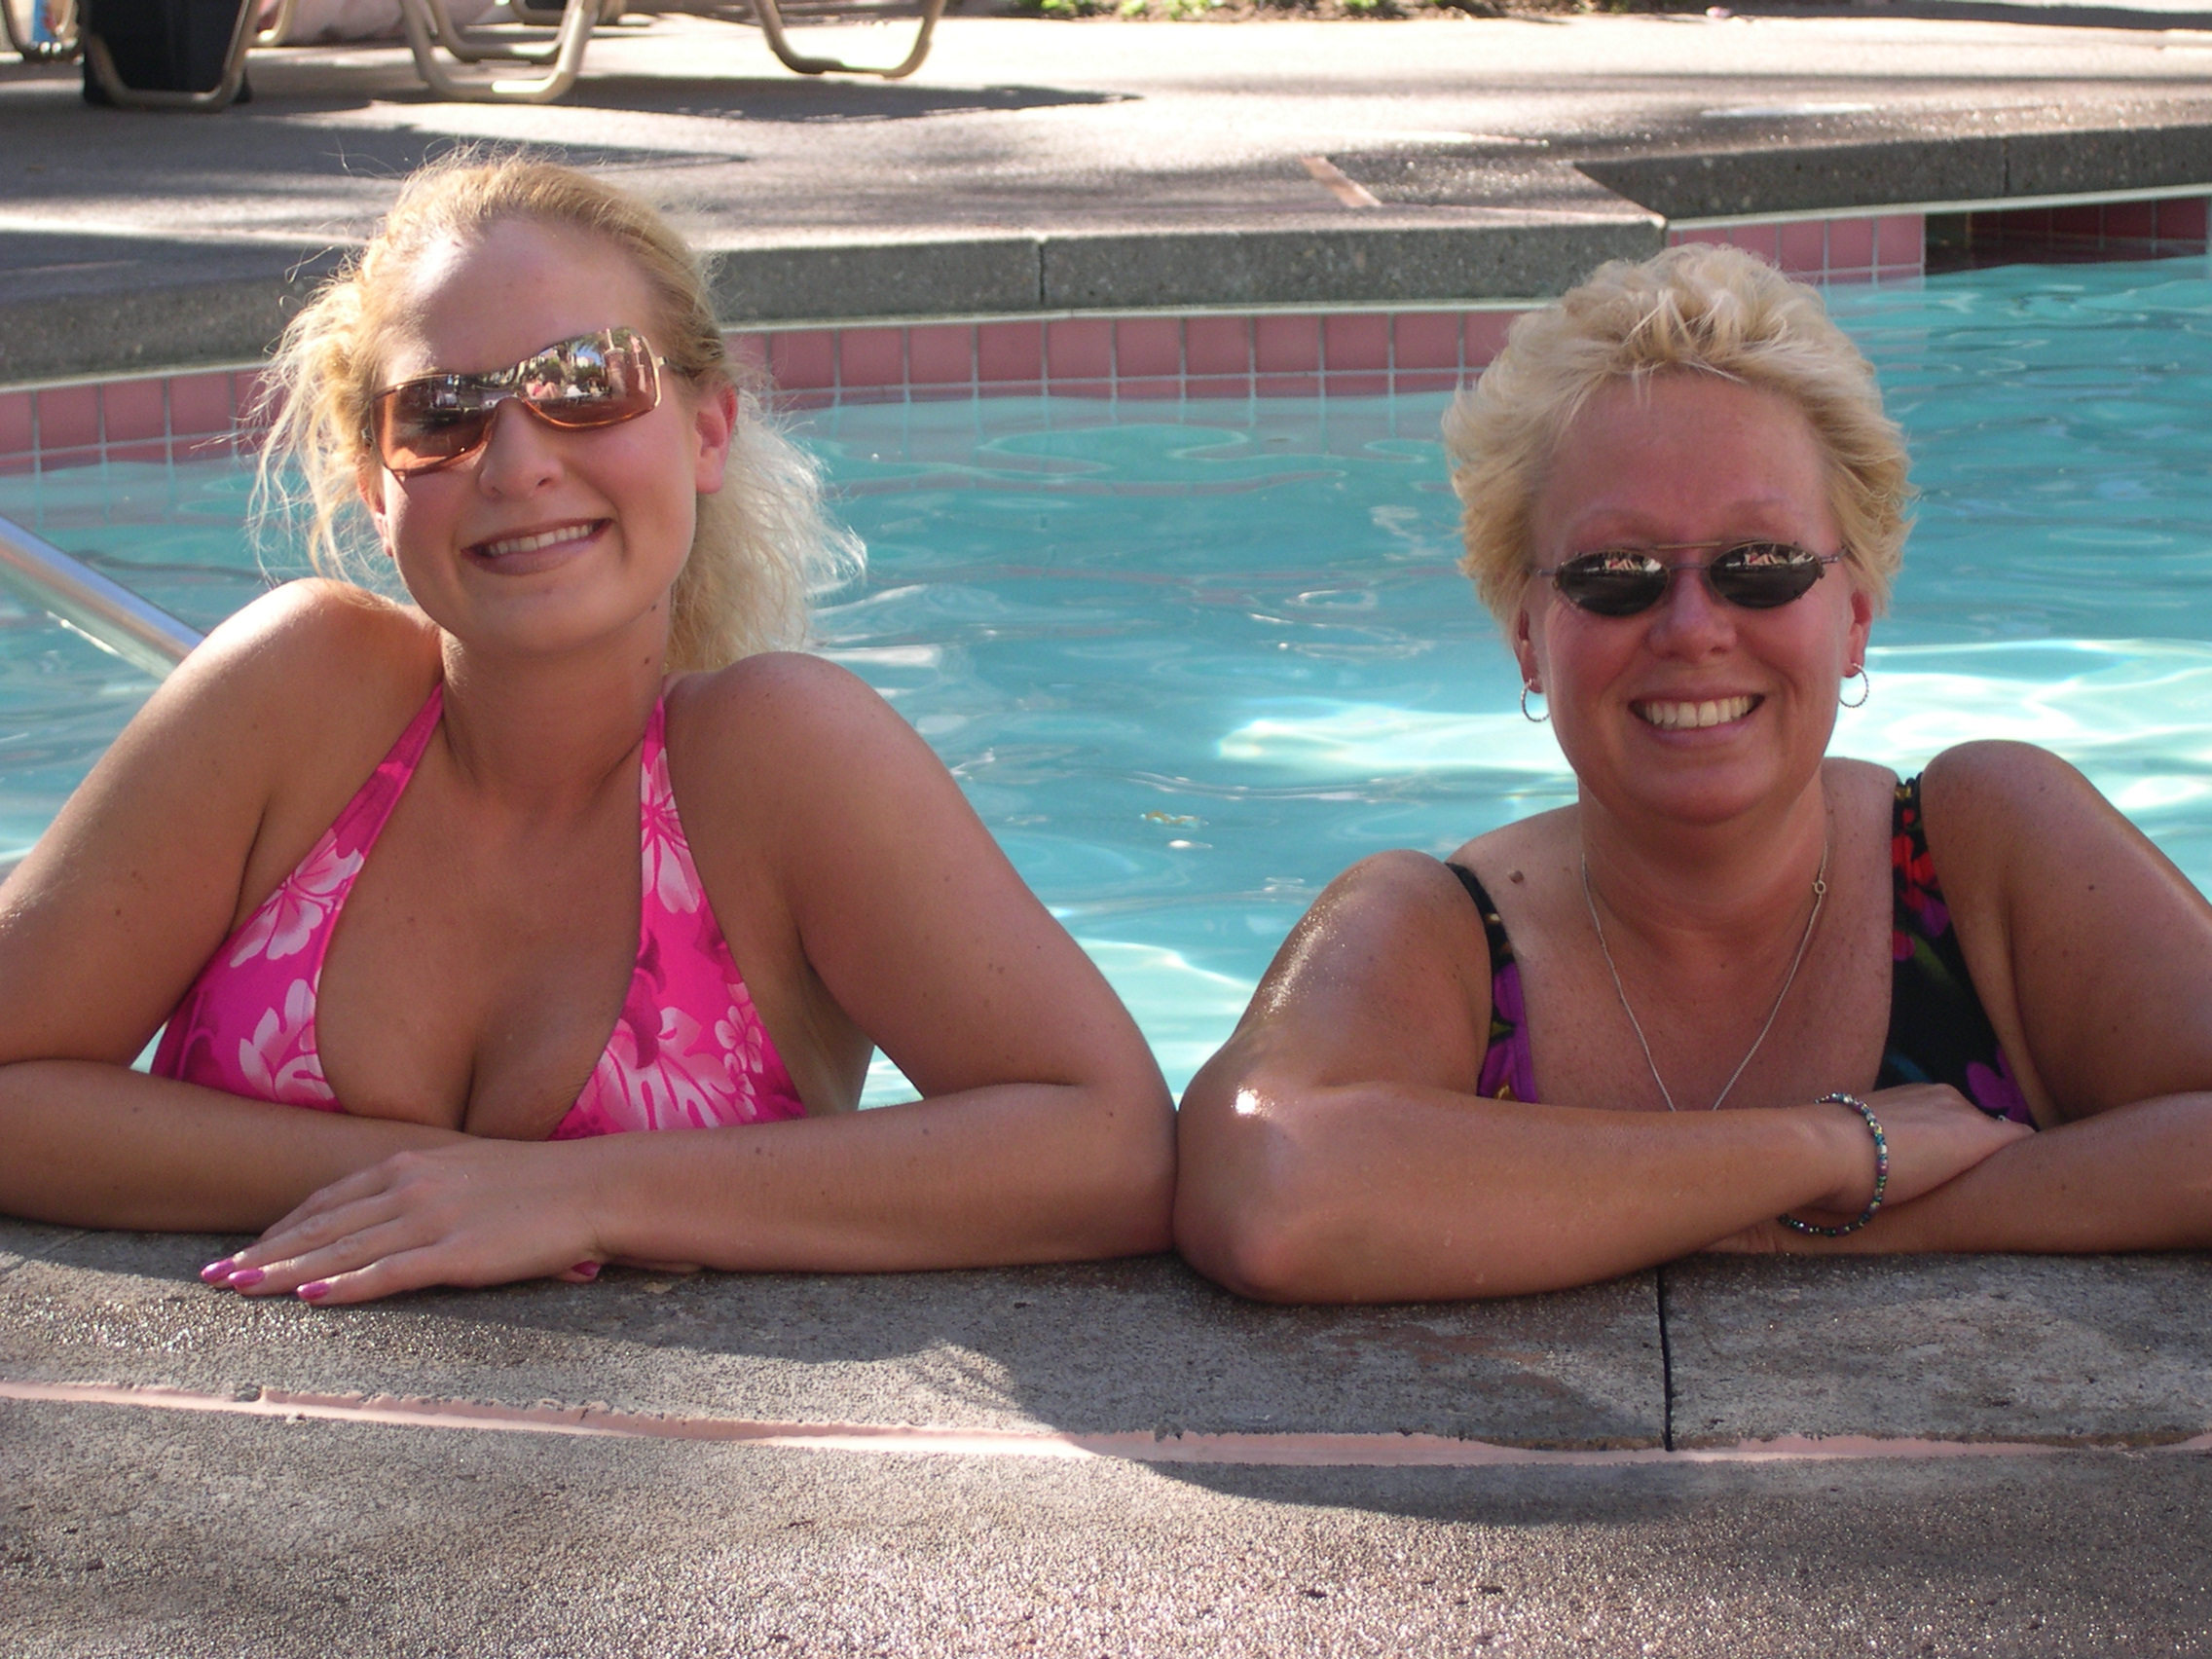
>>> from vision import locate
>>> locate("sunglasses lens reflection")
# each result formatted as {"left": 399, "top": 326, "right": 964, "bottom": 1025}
{"left": 372, "top": 330, "right": 661, "bottom": 477}
{"left": 1553, "top": 544, "right": 1828, "bottom": 616}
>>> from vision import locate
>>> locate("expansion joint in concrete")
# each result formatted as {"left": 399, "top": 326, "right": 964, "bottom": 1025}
{"left": 1656, "top": 1264, "right": 1677, "bottom": 1453}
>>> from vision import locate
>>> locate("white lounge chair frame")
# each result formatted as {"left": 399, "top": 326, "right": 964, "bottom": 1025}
{"left": 81, "top": 0, "right": 943, "bottom": 109}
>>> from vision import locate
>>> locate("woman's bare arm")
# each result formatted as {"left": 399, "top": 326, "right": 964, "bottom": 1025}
{"left": 0, "top": 583, "right": 451, "bottom": 1231}
{"left": 1743, "top": 741, "right": 2212, "bottom": 1257}
{"left": 209, "top": 657, "right": 1177, "bottom": 1301}
{"left": 1173, "top": 851, "right": 2021, "bottom": 1303}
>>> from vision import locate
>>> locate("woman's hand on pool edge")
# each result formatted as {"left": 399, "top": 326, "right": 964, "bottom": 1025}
{"left": 206, "top": 1140, "right": 609, "bottom": 1305}
{"left": 1783, "top": 1083, "right": 2033, "bottom": 1233}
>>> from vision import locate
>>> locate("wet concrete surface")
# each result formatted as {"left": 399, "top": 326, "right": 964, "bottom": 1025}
{"left": 0, "top": 1222, "right": 1666, "bottom": 1445}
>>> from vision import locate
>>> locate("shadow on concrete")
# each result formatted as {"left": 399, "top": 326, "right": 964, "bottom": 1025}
{"left": 9, "top": 1218, "right": 2212, "bottom": 1532}
{"left": 534, "top": 74, "right": 1135, "bottom": 120}
{"left": 1746, "top": 0, "right": 2212, "bottom": 28}
{"left": 0, "top": 1218, "right": 1667, "bottom": 1482}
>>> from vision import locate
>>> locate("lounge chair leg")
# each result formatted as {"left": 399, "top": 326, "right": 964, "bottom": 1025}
{"left": 397, "top": 0, "right": 592, "bottom": 100}
{"left": 421, "top": 0, "right": 566, "bottom": 63}
{"left": 751, "top": 0, "right": 943, "bottom": 79}
{"left": 81, "top": 0, "right": 255, "bottom": 109}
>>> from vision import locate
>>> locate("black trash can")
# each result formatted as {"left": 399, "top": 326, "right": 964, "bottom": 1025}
{"left": 81, "top": 0, "right": 253, "bottom": 100}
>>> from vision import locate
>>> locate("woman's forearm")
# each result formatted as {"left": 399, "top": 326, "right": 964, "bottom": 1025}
{"left": 0, "top": 1059, "right": 465, "bottom": 1234}
{"left": 1175, "top": 1078, "right": 1864, "bottom": 1303}
{"left": 586, "top": 1081, "right": 1176, "bottom": 1272}
{"left": 1812, "top": 1093, "right": 2212, "bottom": 1255}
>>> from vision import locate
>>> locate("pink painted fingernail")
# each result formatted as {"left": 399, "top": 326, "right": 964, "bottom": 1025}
{"left": 297, "top": 1280, "right": 330, "bottom": 1302}
{"left": 226, "top": 1267, "right": 266, "bottom": 1289}
{"left": 200, "top": 1258, "right": 236, "bottom": 1283}
{"left": 573, "top": 1262, "right": 601, "bottom": 1280}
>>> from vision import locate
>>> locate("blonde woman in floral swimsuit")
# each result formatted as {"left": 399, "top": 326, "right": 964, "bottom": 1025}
{"left": 0, "top": 159, "right": 1173, "bottom": 1303}
{"left": 1177, "top": 244, "right": 2212, "bottom": 1302}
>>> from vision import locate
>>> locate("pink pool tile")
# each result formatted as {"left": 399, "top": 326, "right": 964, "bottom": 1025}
{"left": 1184, "top": 375, "right": 1250, "bottom": 399}
{"left": 1826, "top": 215, "right": 1876, "bottom": 273}
{"left": 768, "top": 330, "right": 836, "bottom": 391}
{"left": 1051, "top": 379, "right": 1114, "bottom": 401}
{"left": 234, "top": 367, "right": 282, "bottom": 428}
{"left": 977, "top": 320, "right": 1044, "bottom": 384}
{"left": 1392, "top": 313, "right": 1460, "bottom": 372}
{"left": 1461, "top": 311, "right": 1516, "bottom": 370}
{"left": 1253, "top": 372, "right": 1321, "bottom": 399}
{"left": 1668, "top": 226, "right": 1733, "bottom": 248}
{"left": 1723, "top": 223, "right": 1783, "bottom": 262}
{"left": 1116, "top": 376, "right": 1183, "bottom": 401}
{"left": 2101, "top": 202, "right": 2156, "bottom": 240}
{"left": 1874, "top": 215, "right": 1924, "bottom": 269}
{"left": 0, "top": 454, "right": 32, "bottom": 476}
{"left": 106, "top": 440, "right": 170, "bottom": 465}
{"left": 2158, "top": 198, "right": 2208, "bottom": 240}
{"left": 36, "top": 384, "right": 99, "bottom": 452}
{"left": 1046, "top": 317, "right": 1112, "bottom": 382}
{"left": 837, "top": 328, "right": 905, "bottom": 389}
{"left": 722, "top": 332, "right": 770, "bottom": 376}
{"left": 1114, "top": 317, "right": 1182, "bottom": 379}
{"left": 1183, "top": 315, "right": 1251, "bottom": 378}
{"left": 1393, "top": 370, "right": 1461, "bottom": 395}
{"left": 36, "top": 443, "right": 101, "bottom": 472}
{"left": 1322, "top": 313, "right": 1389, "bottom": 373}
{"left": 0, "top": 391, "right": 30, "bottom": 459}
{"left": 101, "top": 378, "right": 166, "bottom": 445}
{"left": 166, "top": 371, "right": 235, "bottom": 439}
{"left": 1324, "top": 371, "right": 1390, "bottom": 397}
{"left": 905, "top": 324, "right": 975, "bottom": 387}
{"left": 2049, "top": 204, "right": 2103, "bottom": 240}
{"left": 1255, "top": 314, "right": 1320, "bottom": 374}
{"left": 1778, "top": 220, "right": 1827, "bottom": 277}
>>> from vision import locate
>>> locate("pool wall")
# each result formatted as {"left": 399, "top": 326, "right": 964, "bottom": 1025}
{"left": 3, "top": 194, "right": 2206, "bottom": 475}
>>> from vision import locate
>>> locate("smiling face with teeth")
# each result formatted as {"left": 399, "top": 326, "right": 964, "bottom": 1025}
{"left": 361, "top": 218, "right": 735, "bottom": 666}
{"left": 1514, "top": 373, "right": 1874, "bottom": 830}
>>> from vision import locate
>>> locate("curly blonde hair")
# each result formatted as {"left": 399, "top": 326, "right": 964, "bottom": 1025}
{"left": 254, "top": 153, "right": 858, "bottom": 669}
{"left": 1443, "top": 241, "right": 1912, "bottom": 626}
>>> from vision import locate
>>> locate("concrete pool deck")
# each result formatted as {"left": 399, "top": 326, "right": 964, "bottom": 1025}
{"left": 11, "top": 2, "right": 2212, "bottom": 378}
{"left": 7, "top": 5, "right": 2212, "bottom": 1652}
{"left": 7, "top": 1219, "right": 2212, "bottom": 1652}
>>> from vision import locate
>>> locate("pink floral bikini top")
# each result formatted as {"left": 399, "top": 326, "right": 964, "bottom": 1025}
{"left": 153, "top": 686, "right": 807, "bottom": 1138}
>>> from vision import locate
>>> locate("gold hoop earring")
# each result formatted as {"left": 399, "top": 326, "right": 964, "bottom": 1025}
{"left": 1840, "top": 663, "right": 1870, "bottom": 709}
{"left": 1521, "top": 683, "right": 1549, "bottom": 724}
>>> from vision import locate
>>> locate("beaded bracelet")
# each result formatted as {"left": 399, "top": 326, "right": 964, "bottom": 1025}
{"left": 1778, "top": 1091, "right": 1890, "bottom": 1237}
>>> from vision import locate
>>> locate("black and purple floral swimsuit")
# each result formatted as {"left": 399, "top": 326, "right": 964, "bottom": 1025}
{"left": 1450, "top": 775, "right": 2035, "bottom": 1124}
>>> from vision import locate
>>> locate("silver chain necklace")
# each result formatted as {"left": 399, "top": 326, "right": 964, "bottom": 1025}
{"left": 1579, "top": 835, "right": 1829, "bottom": 1114}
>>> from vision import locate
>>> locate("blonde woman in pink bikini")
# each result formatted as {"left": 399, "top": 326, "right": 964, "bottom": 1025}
{"left": 0, "top": 158, "right": 1174, "bottom": 1303}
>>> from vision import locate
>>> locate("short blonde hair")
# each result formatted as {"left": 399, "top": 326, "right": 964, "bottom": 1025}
{"left": 255, "top": 153, "right": 858, "bottom": 669}
{"left": 1443, "top": 242, "right": 1912, "bottom": 625}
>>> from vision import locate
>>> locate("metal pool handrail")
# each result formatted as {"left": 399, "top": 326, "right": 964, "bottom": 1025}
{"left": 0, "top": 513, "right": 203, "bottom": 682}
{"left": 0, "top": 515, "right": 203, "bottom": 885}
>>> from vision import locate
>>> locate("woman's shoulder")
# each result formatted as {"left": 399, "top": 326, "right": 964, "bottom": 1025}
{"left": 664, "top": 651, "right": 925, "bottom": 775}
{"left": 1913, "top": 742, "right": 2104, "bottom": 864}
{"left": 181, "top": 579, "right": 438, "bottom": 722}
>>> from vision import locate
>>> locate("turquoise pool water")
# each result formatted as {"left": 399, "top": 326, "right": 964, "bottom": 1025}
{"left": 10, "top": 256, "right": 2212, "bottom": 1100}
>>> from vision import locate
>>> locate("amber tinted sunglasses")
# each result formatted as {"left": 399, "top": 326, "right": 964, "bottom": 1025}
{"left": 368, "top": 327, "right": 665, "bottom": 478}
